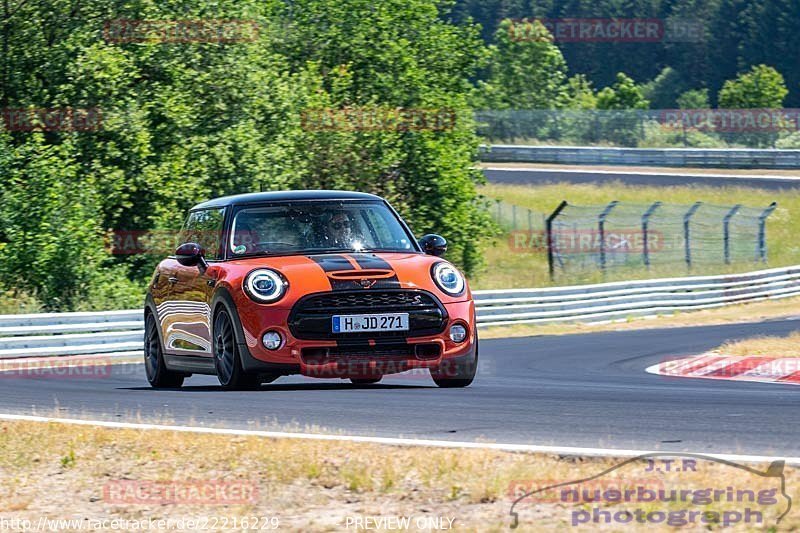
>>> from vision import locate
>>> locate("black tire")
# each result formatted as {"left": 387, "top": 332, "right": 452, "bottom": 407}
{"left": 213, "top": 309, "right": 260, "bottom": 390}
{"left": 431, "top": 330, "right": 478, "bottom": 388}
{"left": 350, "top": 377, "right": 382, "bottom": 385}
{"left": 144, "top": 312, "right": 185, "bottom": 388}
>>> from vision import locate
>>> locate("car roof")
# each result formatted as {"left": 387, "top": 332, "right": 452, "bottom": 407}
{"left": 191, "top": 190, "right": 383, "bottom": 210}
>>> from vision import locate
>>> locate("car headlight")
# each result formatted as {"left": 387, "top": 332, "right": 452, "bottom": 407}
{"left": 431, "top": 262, "right": 465, "bottom": 296}
{"left": 244, "top": 269, "right": 288, "bottom": 303}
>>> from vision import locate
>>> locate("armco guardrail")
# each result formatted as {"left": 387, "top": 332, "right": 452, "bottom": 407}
{"left": 0, "top": 310, "right": 143, "bottom": 359}
{"left": 480, "top": 145, "right": 800, "bottom": 169}
{"left": 474, "top": 265, "right": 800, "bottom": 327}
{"left": 2, "top": 265, "right": 800, "bottom": 358}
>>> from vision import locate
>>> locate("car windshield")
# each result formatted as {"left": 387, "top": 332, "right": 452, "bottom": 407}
{"left": 229, "top": 200, "right": 416, "bottom": 257}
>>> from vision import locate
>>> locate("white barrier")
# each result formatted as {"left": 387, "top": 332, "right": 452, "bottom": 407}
{"left": 474, "top": 265, "right": 800, "bottom": 326}
{"left": 1, "top": 265, "right": 799, "bottom": 358}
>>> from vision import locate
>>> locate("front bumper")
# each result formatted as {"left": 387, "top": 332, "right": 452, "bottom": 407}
{"left": 237, "top": 299, "right": 476, "bottom": 378}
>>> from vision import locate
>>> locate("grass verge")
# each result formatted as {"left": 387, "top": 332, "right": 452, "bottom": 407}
{"left": 472, "top": 181, "right": 799, "bottom": 290}
{"left": 718, "top": 330, "right": 800, "bottom": 358}
{"left": 0, "top": 419, "right": 797, "bottom": 531}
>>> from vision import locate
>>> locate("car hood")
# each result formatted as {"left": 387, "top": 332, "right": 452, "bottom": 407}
{"left": 224, "top": 252, "right": 468, "bottom": 304}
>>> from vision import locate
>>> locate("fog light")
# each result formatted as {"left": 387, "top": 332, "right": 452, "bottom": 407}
{"left": 449, "top": 324, "right": 467, "bottom": 343}
{"left": 262, "top": 331, "right": 283, "bottom": 350}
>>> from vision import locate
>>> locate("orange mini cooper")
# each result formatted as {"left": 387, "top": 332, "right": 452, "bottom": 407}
{"left": 144, "top": 191, "right": 478, "bottom": 390}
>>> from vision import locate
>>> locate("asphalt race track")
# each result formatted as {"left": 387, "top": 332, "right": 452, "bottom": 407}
{"left": 484, "top": 167, "right": 800, "bottom": 189}
{"left": 2, "top": 319, "right": 800, "bottom": 456}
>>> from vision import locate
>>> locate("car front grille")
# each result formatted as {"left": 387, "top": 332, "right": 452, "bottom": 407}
{"left": 299, "top": 291, "right": 437, "bottom": 310}
{"left": 288, "top": 290, "right": 447, "bottom": 340}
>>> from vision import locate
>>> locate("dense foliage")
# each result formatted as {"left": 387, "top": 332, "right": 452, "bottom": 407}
{"left": 453, "top": 0, "right": 800, "bottom": 107}
{"left": 1, "top": 0, "right": 798, "bottom": 310}
{"left": 0, "top": 0, "right": 492, "bottom": 310}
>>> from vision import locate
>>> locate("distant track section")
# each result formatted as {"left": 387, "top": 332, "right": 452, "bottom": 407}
{"left": 480, "top": 145, "right": 800, "bottom": 170}
{"left": 484, "top": 166, "right": 800, "bottom": 189}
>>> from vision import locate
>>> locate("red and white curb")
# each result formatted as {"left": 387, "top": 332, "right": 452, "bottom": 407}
{"left": 646, "top": 352, "right": 800, "bottom": 385}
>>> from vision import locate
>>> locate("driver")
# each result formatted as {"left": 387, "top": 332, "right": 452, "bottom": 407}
{"left": 325, "top": 212, "right": 355, "bottom": 248}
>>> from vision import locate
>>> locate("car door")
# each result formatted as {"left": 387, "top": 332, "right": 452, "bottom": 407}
{"left": 163, "top": 208, "right": 225, "bottom": 358}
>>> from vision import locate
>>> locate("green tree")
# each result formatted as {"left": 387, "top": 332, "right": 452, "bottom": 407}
{"left": 676, "top": 88, "right": 710, "bottom": 109}
{"left": 596, "top": 73, "right": 650, "bottom": 110}
{"left": 594, "top": 73, "right": 650, "bottom": 147}
{"left": 452, "top": 0, "right": 800, "bottom": 107}
{"left": 476, "top": 18, "right": 569, "bottom": 110}
{"left": 0, "top": 136, "right": 105, "bottom": 310}
{"left": 0, "top": 0, "right": 494, "bottom": 310}
{"left": 270, "top": 0, "right": 494, "bottom": 274}
{"left": 565, "top": 74, "right": 597, "bottom": 110}
{"left": 718, "top": 64, "right": 789, "bottom": 108}
{"left": 642, "top": 67, "right": 689, "bottom": 109}
{"left": 738, "top": 0, "right": 800, "bottom": 107}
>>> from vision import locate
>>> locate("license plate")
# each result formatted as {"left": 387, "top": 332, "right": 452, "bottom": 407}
{"left": 332, "top": 313, "right": 409, "bottom": 333}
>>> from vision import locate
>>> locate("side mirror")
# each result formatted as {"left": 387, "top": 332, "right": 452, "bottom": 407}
{"left": 419, "top": 234, "right": 447, "bottom": 257}
{"left": 175, "top": 242, "right": 208, "bottom": 269}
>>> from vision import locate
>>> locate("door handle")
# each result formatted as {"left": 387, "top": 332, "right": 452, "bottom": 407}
{"left": 168, "top": 276, "right": 179, "bottom": 284}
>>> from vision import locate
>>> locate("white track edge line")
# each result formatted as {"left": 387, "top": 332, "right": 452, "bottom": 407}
{"left": 0, "top": 413, "right": 797, "bottom": 466}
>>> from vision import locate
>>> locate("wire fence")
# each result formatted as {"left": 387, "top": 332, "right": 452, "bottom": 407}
{"left": 476, "top": 109, "right": 800, "bottom": 149}
{"left": 492, "top": 200, "right": 777, "bottom": 280}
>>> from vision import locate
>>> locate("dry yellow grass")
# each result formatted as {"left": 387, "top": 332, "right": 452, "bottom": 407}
{"left": 719, "top": 330, "right": 800, "bottom": 358}
{"left": 0, "top": 420, "right": 797, "bottom": 531}
{"left": 480, "top": 295, "right": 800, "bottom": 340}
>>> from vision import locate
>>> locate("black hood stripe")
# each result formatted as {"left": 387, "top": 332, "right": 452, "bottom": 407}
{"left": 348, "top": 254, "right": 391, "bottom": 270}
{"left": 346, "top": 254, "right": 401, "bottom": 289}
{"left": 309, "top": 254, "right": 356, "bottom": 273}
{"left": 309, "top": 254, "right": 402, "bottom": 291}
{"left": 308, "top": 254, "right": 358, "bottom": 291}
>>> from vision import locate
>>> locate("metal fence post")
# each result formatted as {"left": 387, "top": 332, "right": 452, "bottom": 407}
{"left": 527, "top": 209, "right": 532, "bottom": 233}
{"left": 598, "top": 201, "right": 619, "bottom": 272}
{"left": 683, "top": 202, "right": 702, "bottom": 268}
{"left": 496, "top": 199, "right": 502, "bottom": 222}
{"left": 546, "top": 201, "right": 569, "bottom": 281}
{"left": 512, "top": 204, "right": 517, "bottom": 230}
{"left": 757, "top": 202, "right": 778, "bottom": 262}
{"left": 641, "top": 201, "right": 661, "bottom": 268}
{"left": 722, "top": 204, "right": 742, "bottom": 265}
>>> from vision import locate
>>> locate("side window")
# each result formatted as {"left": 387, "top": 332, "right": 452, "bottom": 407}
{"left": 179, "top": 208, "right": 225, "bottom": 260}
